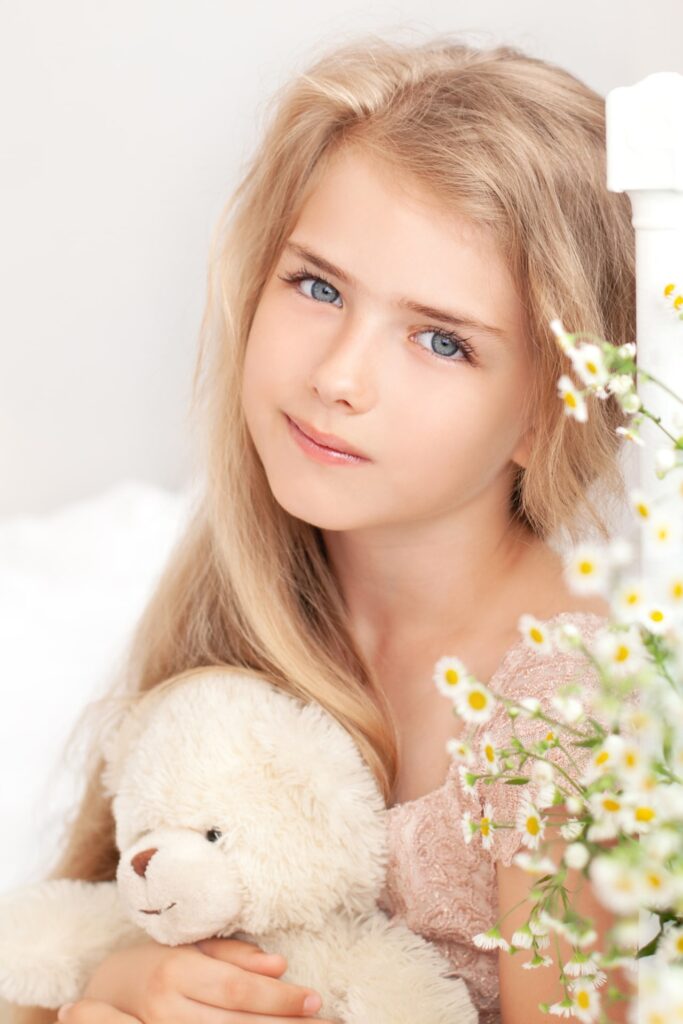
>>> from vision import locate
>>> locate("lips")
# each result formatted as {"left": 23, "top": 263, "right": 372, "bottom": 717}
{"left": 140, "top": 901, "right": 177, "bottom": 915}
{"left": 286, "top": 415, "right": 368, "bottom": 459}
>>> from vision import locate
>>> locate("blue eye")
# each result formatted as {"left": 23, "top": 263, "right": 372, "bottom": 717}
{"left": 278, "top": 265, "right": 476, "bottom": 365}
{"left": 413, "top": 328, "right": 474, "bottom": 364}
{"left": 279, "top": 268, "right": 342, "bottom": 306}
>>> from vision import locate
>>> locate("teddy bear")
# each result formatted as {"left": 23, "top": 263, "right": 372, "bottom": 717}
{"left": 0, "top": 665, "right": 478, "bottom": 1024}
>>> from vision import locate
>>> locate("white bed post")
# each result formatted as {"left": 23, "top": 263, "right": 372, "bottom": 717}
{"left": 606, "top": 71, "right": 683, "bottom": 572}
{"left": 605, "top": 70, "right": 683, "bottom": 979}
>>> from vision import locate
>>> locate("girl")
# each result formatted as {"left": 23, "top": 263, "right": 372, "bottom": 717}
{"left": 15, "top": 32, "right": 636, "bottom": 1024}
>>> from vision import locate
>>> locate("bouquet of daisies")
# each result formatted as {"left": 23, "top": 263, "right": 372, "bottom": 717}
{"left": 433, "top": 286, "right": 683, "bottom": 1023}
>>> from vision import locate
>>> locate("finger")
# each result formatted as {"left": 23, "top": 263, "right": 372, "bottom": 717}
{"left": 57, "top": 1000, "right": 141, "bottom": 1023}
{"left": 166, "top": 947, "right": 322, "bottom": 1018}
{"left": 195, "top": 937, "right": 287, "bottom": 975}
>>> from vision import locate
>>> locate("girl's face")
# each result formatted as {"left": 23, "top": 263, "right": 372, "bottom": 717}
{"left": 241, "top": 146, "right": 534, "bottom": 533}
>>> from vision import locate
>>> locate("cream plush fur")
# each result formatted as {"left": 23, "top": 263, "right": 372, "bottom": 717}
{"left": 0, "top": 667, "right": 478, "bottom": 1023}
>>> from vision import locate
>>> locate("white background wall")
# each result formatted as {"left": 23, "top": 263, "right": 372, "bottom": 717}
{"left": 0, "top": 0, "right": 681, "bottom": 516}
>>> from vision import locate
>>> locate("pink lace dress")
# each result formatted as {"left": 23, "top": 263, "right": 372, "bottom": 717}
{"left": 376, "top": 611, "right": 610, "bottom": 1024}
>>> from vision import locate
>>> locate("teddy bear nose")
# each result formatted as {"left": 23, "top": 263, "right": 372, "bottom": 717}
{"left": 131, "top": 847, "right": 158, "bottom": 877}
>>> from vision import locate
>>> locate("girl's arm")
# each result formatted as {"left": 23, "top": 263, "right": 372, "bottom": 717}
{"left": 496, "top": 824, "right": 635, "bottom": 1024}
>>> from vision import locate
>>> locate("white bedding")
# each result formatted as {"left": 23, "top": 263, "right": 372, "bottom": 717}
{"left": 0, "top": 480, "right": 195, "bottom": 893}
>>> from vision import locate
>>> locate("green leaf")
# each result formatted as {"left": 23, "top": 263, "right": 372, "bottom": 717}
{"left": 504, "top": 777, "right": 532, "bottom": 785}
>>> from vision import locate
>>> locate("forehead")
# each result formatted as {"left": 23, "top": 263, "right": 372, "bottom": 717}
{"left": 286, "top": 145, "right": 524, "bottom": 340}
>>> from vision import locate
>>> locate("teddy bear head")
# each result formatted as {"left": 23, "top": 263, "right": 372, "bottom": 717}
{"left": 100, "top": 666, "right": 389, "bottom": 945}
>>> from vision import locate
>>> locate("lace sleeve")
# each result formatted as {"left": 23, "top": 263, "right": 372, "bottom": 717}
{"left": 467, "top": 639, "right": 606, "bottom": 868}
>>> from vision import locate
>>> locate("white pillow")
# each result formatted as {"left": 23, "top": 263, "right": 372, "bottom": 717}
{"left": 0, "top": 479, "right": 195, "bottom": 893}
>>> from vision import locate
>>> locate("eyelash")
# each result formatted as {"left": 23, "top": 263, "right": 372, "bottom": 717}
{"left": 277, "top": 265, "right": 477, "bottom": 366}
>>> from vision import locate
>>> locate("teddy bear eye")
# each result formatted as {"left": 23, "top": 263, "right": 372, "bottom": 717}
{"left": 205, "top": 828, "right": 222, "bottom": 842}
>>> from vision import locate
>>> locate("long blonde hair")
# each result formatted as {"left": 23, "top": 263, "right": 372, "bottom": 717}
{"left": 12, "top": 31, "right": 634, "bottom": 1024}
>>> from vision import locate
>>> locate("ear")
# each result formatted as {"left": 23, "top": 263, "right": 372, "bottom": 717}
{"left": 510, "top": 417, "right": 535, "bottom": 470}
{"left": 99, "top": 699, "right": 150, "bottom": 799}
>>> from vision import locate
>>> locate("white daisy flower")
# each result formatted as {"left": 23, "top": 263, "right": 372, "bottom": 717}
{"left": 480, "top": 732, "right": 499, "bottom": 772}
{"left": 606, "top": 373, "right": 634, "bottom": 396}
{"left": 522, "top": 952, "right": 554, "bottom": 969}
{"left": 550, "top": 620, "right": 584, "bottom": 655}
{"left": 479, "top": 801, "right": 495, "bottom": 850}
{"left": 665, "top": 569, "right": 683, "bottom": 607}
{"left": 628, "top": 487, "right": 651, "bottom": 520}
{"left": 446, "top": 736, "right": 475, "bottom": 765}
{"left": 559, "top": 819, "right": 585, "bottom": 842}
{"left": 610, "top": 576, "right": 646, "bottom": 622}
{"left": 590, "top": 624, "right": 647, "bottom": 679}
{"left": 549, "top": 318, "right": 574, "bottom": 353}
{"left": 457, "top": 763, "right": 478, "bottom": 795}
{"left": 518, "top": 696, "right": 542, "bottom": 716}
{"left": 550, "top": 693, "right": 585, "bottom": 724}
{"left": 588, "top": 855, "right": 641, "bottom": 914}
{"left": 563, "top": 542, "right": 610, "bottom": 595}
{"left": 557, "top": 374, "right": 588, "bottom": 422}
{"left": 637, "top": 599, "right": 676, "bottom": 636}
{"left": 433, "top": 655, "right": 471, "bottom": 701}
{"left": 531, "top": 760, "right": 555, "bottom": 785}
{"left": 512, "top": 851, "right": 557, "bottom": 874}
{"left": 580, "top": 735, "right": 622, "bottom": 785}
{"left": 640, "top": 861, "right": 676, "bottom": 910}
{"left": 516, "top": 796, "right": 546, "bottom": 850}
{"left": 568, "top": 979, "right": 602, "bottom": 1023}
{"left": 534, "top": 781, "right": 557, "bottom": 810}
{"left": 619, "top": 390, "right": 642, "bottom": 413}
{"left": 563, "top": 951, "right": 601, "bottom": 978}
{"left": 511, "top": 922, "right": 535, "bottom": 949}
{"left": 461, "top": 810, "right": 475, "bottom": 845}
{"left": 615, "top": 424, "right": 645, "bottom": 445}
{"left": 563, "top": 842, "right": 590, "bottom": 870}
{"left": 453, "top": 680, "right": 497, "bottom": 725}
{"left": 647, "top": 512, "right": 682, "bottom": 551}
{"left": 567, "top": 342, "right": 610, "bottom": 388}
{"left": 565, "top": 795, "right": 584, "bottom": 815}
{"left": 472, "top": 925, "right": 511, "bottom": 951}
{"left": 658, "top": 921, "right": 683, "bottom": 962}
{"left": 586, "top": 791, "right": 626, "bottom": 841}
{"left": 548, "top": 997, "right": 576, "bottom": 1017}
{"left": 518, "top": 613, "right": 555, "bottom": 656}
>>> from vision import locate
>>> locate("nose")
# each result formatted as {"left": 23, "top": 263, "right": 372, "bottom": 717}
{"left": 131, "top": 847, "right": 158, "bottom": 877}
{"left": 308, "top": 318, "right": 380, "bottom": 408}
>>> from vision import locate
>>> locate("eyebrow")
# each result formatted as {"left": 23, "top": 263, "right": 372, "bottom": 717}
{"left": 283, "top": 240, "right": 506, "bottom": 339}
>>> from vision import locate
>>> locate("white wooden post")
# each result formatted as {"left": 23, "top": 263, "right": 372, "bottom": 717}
{"left": 606, "top": 71, "right": 683, "bottom": 573}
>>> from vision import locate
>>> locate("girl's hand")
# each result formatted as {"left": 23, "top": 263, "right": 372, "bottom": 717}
{"left": 63, "top": 935, "right": 335, "bottom": 1024}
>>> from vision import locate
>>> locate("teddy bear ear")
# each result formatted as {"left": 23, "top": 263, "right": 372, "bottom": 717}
{"left": 99, "top": 698, "right": 150, "bottom": 798}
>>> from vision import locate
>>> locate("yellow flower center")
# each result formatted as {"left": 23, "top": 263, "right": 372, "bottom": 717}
{"left": 586, "top": 361, "right": 598, "bottom": 375}
{"left": 657, "top": 527, "right": 669, "bottom": 541}
{"left": 530, "top": 626, "right": 544, "bottom": 643}
{"left": 545, "top": 731, "right": 554, "bottom": 741}
{"left": 577, "top": 991, "right": 591, "bottom": 1010}
{"left": 673, "top": 581, "right": 683, "bottom": 599}
{"left": 615, "top": 645, "right": 630, "bottom": 662}
{"left": 648, "top": 873, "right": 661, "bottom": 888}
{"left": 635, "top": 806, "right": 655, "bottom": 822}
{"left": 564, "top": 392, "right": 577, "bottom": 409}
{"left": 636, "top": 503, "right": 649, "bottom": 518}
{"left": 526, "top": 816, "right": 540, "bottom": 836}
{"left": 578, "top": 560, "right": 594, "bottom": 575}
{"left": 625, "top": 592, "right": 639, "bottom": 605}
{"left": 468, "top": 691, "right": 487, "bottom": 711}
{"left": 485, "top": 744, "right": 495, "bottom": 763}
{"left": 595, "top": 751, "right": 609, "bottom": 766}
{"left": 664, "top": 283, "right": 676, "bottom": 296}
{"left": 625, "top": 751, "right": 638, "bottom": 767}
{"left": 649, "top": 609, "right": 664, "bottom": 622}
{"left": 445, "top": 668, "right": 461, "bottom": 686}
{"left": 674, "top": 295, "right": 683, "bottom": 309}
{"left": 481, "top": 817, "right": 491, "bottom": 836}
{"left": 676, "top": 936, "right": 683, "bottom": 954}
{"left": 602, "top": 798, "right": 621, "bottom": 812}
